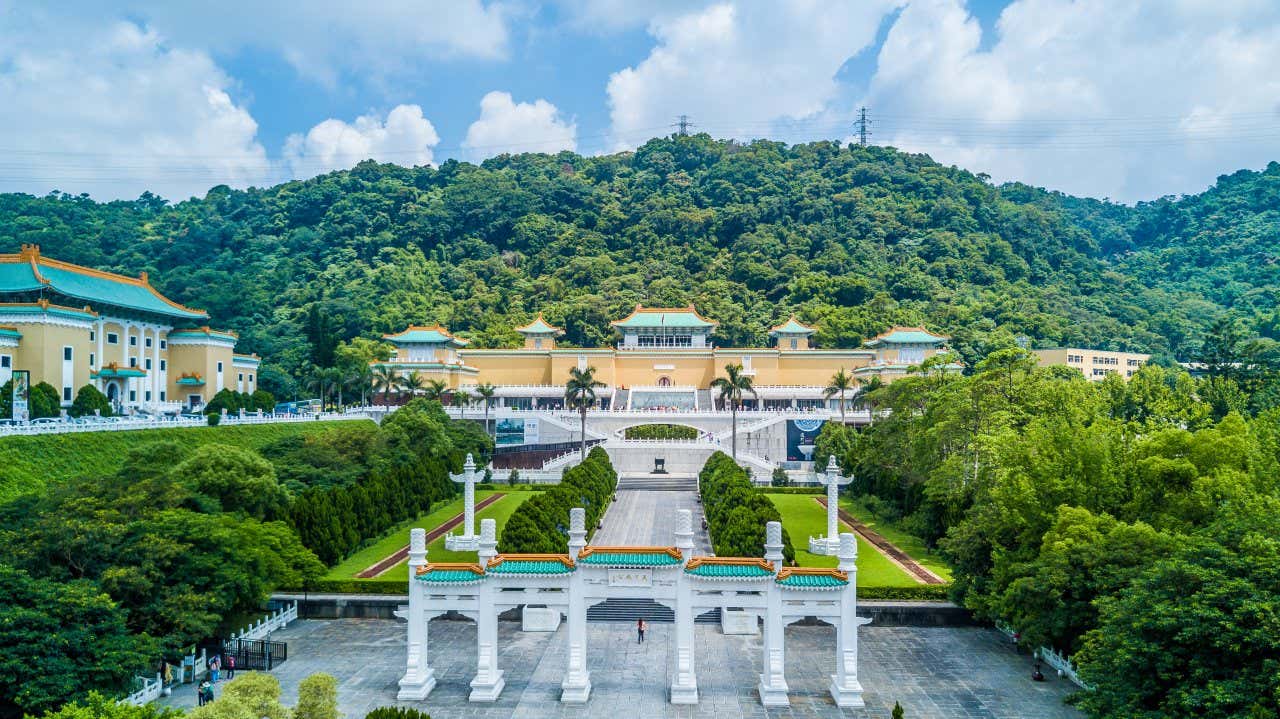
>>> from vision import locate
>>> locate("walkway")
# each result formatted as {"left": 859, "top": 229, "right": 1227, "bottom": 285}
{"left": 355, "top": 493, "right": 506, "bottom": 578}
{"left": 816, "top": 498, "right": 946, "bottom": 585}
{"left": 158, "top": 618, "right": 1081, "bottom": 718}
{"left": 592, "top": 489, "right": 711, "bottom": 555}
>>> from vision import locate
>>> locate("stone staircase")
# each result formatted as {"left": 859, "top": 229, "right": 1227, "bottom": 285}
{"left": 695, "top": 389, "right": 712, "bottom": 411}
{"left": 586, "top": 598, "right": 721, "bottom": 624}
{"left": 616, "top": 474, "right": 699, "bottom": 491}
{"left": 613, "top": 387, "right": 630, "bottom": 410}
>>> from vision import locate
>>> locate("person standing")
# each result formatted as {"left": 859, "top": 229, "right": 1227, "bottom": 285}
{"left": 209, "top": 655, "right": 220, "bottom": 683}
{"left": 637, "top": 618, "right": 647, "bottom": 644}
{"left": 225, "top": 653, "right": 235, "bottom": 680}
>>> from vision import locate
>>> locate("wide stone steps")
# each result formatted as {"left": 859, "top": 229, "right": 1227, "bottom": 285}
{"left": 616, "top": 475, "right": 699, "bottom": 491}
{"left": 586, "top": 598, "right": 720, "bottom": 624}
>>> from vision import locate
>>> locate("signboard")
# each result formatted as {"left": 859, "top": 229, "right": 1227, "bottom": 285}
{"left": 786, "top": 418, "right": 825, "bottom": 462}
{"left": 494, "top": 418, "right": 539, "bottom": 446}
{"left": 11, "top": 369, "right": 29, "bottom": 422}
{"left": 608, "top": 569, "right": 653, "bottom": 588}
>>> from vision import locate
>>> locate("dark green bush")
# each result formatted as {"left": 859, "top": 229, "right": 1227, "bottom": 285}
{"left": 699, "top": 452, "right": 795, "bottom": 562}
{"left": 69, "top": 384, "right": 112, "bottom": 418}
{"left": 498, "top": 447, "right": 616, "bottom": 553}
{"left": 366, "top": 706, "right": 431, "bottom": 719}
{"left": 623, "top": 423, "right": 698, "bottom": 440}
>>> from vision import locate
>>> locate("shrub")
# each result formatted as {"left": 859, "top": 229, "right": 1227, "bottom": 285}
{"left": 699, "top": 452, "right": 795, "bottom": 562}
{"left": 30, "top": 381, "right": 61, "bottom": 418}
{"left": 770, "top": 467, "right": 790, "bottom": 487}
{"left": 366, "top": 707, "right": 431, "bottom": 719}
{"left": 623, "top": 423, "right": 698, "bottom": 440}
{"left": 295, "top": 673, "right": 338, "bottom": 719}
{"left": 207, "top": 412, "right": 222, "bottom": 426}
{"left": 251, "top": 389, "right": 276, "bottom": 413}
{"left": 69, "top": 384, "right": 113, "bottom": 418}
{"left": 498, "top": 447, "right": 616, "bottom": 553}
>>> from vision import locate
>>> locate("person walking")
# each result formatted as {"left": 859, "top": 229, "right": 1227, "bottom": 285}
{"left": 225, "top": 653, "right": 235, "bottom": 680}
{"left": 637, "top": 618, "right": 647, "bottom": 644}
{"left": 209, "top": 655, "right": 220, "bottom": 683}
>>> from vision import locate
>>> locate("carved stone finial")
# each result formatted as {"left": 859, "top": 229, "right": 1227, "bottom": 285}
{"left": 410, "top": 527, "right": 427, "bottom": 553}
{"left": 481, "top": 518, "right": 497, "bottom": 543}
{"left": 826, "top": 455, "right": 839, "bottom": 473}
{"left": 570, "top": 507, "right": 585, "bottom": 533}
{"left": 676, "top": 509, "right": 692, "bottom": 535}
{"left": 839, "top": 532, "right": 857, "bottom": 560}
{"left": 464, "top": 453, "right": 476, "bottom": 472}
{"left": 766, "top": 521, "right": 782, "bottom": 547}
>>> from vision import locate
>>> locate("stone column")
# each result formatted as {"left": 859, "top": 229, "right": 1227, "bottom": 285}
{"left": 447, "top": 454, "right": 479, "bottom": 550}
{"left": 826, "top": 457, "right": 840, "bottom": 546}
{"left": 670, "top": 509, "right": 698, "bottom": 704}
{"left": 561, "top": 507, "right": 591, "bottom": 703}
{"left": 470, "top": 519, "right": 504, "bottom": 701}
{"left": 830, "top": 532, "right": 866, "bottom": 707}
{"left": 398, "top": 528, "right": 436, "bottom": 700}
{"left": 758, "top": 521, "right": 790, "bottom": 707}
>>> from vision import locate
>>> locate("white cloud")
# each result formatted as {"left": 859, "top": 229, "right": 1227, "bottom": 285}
{"left": 605, "top": 1, "right": 903, "bottom": 150}
{"left": 462, "top": 91, "right": 577, "bottom": 160}
{"left": 97, "top": 1, "right": 511, "bottom": 86}
{"left": 864, "top": 0, "right": 1280, "bottom": 201}
{"left": 0, "top": 17, "right": 272, "bottom": 201}
{"left": 284, "top": 105, "right": 441, "bottom": 177}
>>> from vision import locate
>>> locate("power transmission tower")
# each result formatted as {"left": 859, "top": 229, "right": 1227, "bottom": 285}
{"left": 855, "top": 107, "right": 871, "bottom": 147}
{"left": 672, "top": 115, "right": 694, "bottom": 136}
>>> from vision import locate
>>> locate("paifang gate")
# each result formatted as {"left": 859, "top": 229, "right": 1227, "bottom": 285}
{"left": 396, "top": 507, "right": 869, "bottom": 708}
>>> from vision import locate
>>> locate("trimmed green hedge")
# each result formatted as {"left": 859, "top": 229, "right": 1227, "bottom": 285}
{"left": 623, "top": 424, "right": 698, "bottom": 440}
{"left": 0, "top": 420, "right": 374, "bottom": 501}
{"left": 858, "top": 585, "right": 952, "bottom": 601}
{"left": 699, "top": 452, "right": 796, "bottom": 562}
{"left": 498, "top": 447, "right": 617, "bottom": 553}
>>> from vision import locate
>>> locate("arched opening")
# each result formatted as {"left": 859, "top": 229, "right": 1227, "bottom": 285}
{"left": 656, "top": 376, "right": 672, "bottom": 387}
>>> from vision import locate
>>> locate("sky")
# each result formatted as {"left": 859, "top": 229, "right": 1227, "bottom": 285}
{"left": 1, "top": 0, "right": 1278, "bottom": 203}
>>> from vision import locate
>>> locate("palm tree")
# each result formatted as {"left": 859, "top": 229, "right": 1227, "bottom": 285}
{"left": 857, "top": 375, "right": 885, "bottom": 421}
{"left": 372, "top": 365, "right": 400, "bottom": 404}
{"left": 423, "top": 378, "right": 448, "bottom": 401}
{"left": 349, "top": 366, "right": 374, "bottom": 407}
{"left": 400, "top": 371, "right": 428, "bottom": 399}
{"left": 823, "top": 368, "right": 856, "bottom": 423}
{"left": 474, "top": 382, "right": 497, "bottom": 436}
{"left": 564, "top": 366, "right": 605, "bottom": 459}
{"left": 451, "top": 390, "right": 473, "bottom": 419}
{"left": 711, "top": 363, "right": 757, "bottom": 460}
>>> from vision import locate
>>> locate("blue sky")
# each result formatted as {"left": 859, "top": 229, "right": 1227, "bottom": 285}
{"left": 2, "top": 1, "right": 1278, "bottom": 203}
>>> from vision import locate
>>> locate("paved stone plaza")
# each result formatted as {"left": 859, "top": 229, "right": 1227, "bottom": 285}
{"left": 161, "top": 618, "right": 1081, "bottom": 718}
{"left": 592, "top": 489, "right": 712, "bottom": 553}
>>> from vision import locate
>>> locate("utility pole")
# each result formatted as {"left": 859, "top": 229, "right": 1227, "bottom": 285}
{"left": 672, "top": 115, "right": 694, "bottom": 136}
{"left": 855, "top": 107, "right": 870, "bottom": 147}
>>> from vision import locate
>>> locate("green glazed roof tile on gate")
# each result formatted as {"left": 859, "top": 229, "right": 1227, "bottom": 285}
{"left": 486, "top": 555, "right": 575, "bottom": 575}
{"left": 775, "top": 571, "right": 848, "bottom": 589}
{"left": 577, "top": 547, "right": 683, "bottom": 567}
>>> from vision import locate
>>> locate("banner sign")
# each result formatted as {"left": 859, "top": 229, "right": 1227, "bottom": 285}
{"left": 786, "top": 418, "right": 825, "bottom": 462}
{"left": 495, "top": 418, "right": 541, "bottom": 446}
{"left": 11, "top": 369, "right": 29, "bottom": 422}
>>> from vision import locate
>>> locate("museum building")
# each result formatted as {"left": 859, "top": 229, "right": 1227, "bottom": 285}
{"left": 0, "top": 245, "right": 258, "bottom": 412}
{"left": 375, "top": 306, "right": 954, "bottom": 410}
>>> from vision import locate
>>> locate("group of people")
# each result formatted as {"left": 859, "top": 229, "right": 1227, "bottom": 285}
{"left": 195, "top": 653, "right": 236, "bottom": 706}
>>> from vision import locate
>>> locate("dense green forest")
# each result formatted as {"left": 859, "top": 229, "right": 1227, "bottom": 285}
{"left": 3, "top": 137, "right": 1278, "bottom": 396}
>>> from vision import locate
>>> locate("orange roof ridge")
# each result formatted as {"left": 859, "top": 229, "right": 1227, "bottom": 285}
{"left": 579, "top": 546, "right": 683, "bottom": 560}
{"left": 487, "top": 553, "right": 575, "bottom": 569}
{"left": 415, "top": 562, "right": 485, "bottom": 576}
{"left": 776, "top": 566, "right": 849, "bottom": 582}
{"left": 32, "top": 254, "right": 208, "bottom": 317}
{"left": 685, "top": 557, "right": 774, "bottom": 571}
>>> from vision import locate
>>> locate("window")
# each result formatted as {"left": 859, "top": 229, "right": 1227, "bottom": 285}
{"left": 238, "top": 373, "right": 244, "bottom": 381}
{"left": 790, "top": 338, "right": 798, "bottom": 350}
{"left": 63, "top": 387, "right": 71, "bottom": 401}
{"left": 249, "top": 374, "right": 254, "bottom": 383}
{"left": 129, "top": 390, "right": 136, "bottom": 402}
{"left": 159, "top": 340, "right": 166, "bottom": 349}
{"left": 160, "top": 391, "right": 166, "bottom": 402}
{"left": 90, "top": 330, "right": 95, "bottom": 341}
{"left": 145, "top": 391, "right": 151, "bottom": 402}
{"left": 145, "top": 337, "right": 152, "bottom": 348}
{"left": 534, "top": 338, "right": 543, "bottom": 349}
{"left": 129, "top": 335, "right": 137, "bottom": 347}
{"left": 217, "top": 361, "right": 223, "bottom": 372}
{"left": 145, "top": 359, "right": 152, "bottom": 370}
{"left": 0, "top": 356, "right": 9, "bottom": 368}
{"left": 107, "top": 332, "right": 119, "bottom": 345}
{"left": 63, "top": 347, "right": 72, "bottom": 361}
{"left": 160, "top": 359, "right": 166, "bottom": 371}
{"left": 129, "top": 357, "right": 137, "bottom": 367}
{"left": 89, "top": 353, "right": 95, "bottom": 368}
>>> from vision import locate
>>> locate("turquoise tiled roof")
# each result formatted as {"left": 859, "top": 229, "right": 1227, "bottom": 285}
{"left": 515, "top": 314, "right": 563, "bottom": 335}
{"left": 169, "top": 328, "right": 238, "bottom": 343}
{"left": 0, "top": 252, "right": 208, "bottom": 321}
{"left": 0, "top": 326, "right": 19, "bottom": 339}
{"left": 176, "top": 376, "right": 206, "bottom": 386}
{"left": 776, "top": 572, "right": 848, "bottom": 589}
{"left": 487, "top": 557, "right": 575, "bottom": 575}
{"left": 768, "top": 317, "right": 815, "bottom": 336}
{"left": 0, "top": 303, "right": 97, "bottom": 321}
{"left": 611, "top": 307, "right": 717, "bottom": 329}
{"left": 863, "top": 327, "right": 948, "bottom": 347}
{"left": 384, "top": 326, "right": 468, "bottom": 346}
{"left": 578, "top": 549, "right": 682, "bottom": 567}
{"left": 685, "top": 561, "right": 774, "bottom": 579}
{"left": 415, "top": 567, "right": 486, "bottom": 584}
{"left": 92, "top": 366, "right": 147, "bottom": 379}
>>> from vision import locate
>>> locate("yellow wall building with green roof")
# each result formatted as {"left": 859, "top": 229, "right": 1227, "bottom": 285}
{"left": 0, "top": 245, "right": 257, "bottom": 413}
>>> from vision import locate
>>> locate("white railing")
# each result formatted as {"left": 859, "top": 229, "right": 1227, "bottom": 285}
{"left": 122, "top": 674, "right": 164, "bottom": 706}
{"left": 0, "top": 412, "right": 373, "bottom": 437}
{"left": 995, "top": 623, "right": 1091, "bottom": 690}
{"left": 229, "top": 601, "right": 298, "bottom": 641}
{"left": 488, "top": 468, "right": 562, "bottom": 484}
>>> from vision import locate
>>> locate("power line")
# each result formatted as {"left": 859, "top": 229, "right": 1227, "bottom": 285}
{"left": 671, "top": 115, "right": 694, "bottom": 136}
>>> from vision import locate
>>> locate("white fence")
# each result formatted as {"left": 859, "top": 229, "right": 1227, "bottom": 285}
{"left": 229, "top": 601, "right": 298, "bottom": 641}
{"left": 122, "top": 674, "right": 164, "bottom": 706}
{"left": 995, "top": 623, "right": 1091, "bottom": 690}
{"left": 0, "top": 412, "right": 373, "bottom": 437}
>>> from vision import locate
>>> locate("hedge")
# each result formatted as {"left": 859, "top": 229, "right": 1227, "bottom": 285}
{"left": 699, "top": 452, "right": 796, "bottom": 563}
{"left": 857, "top": 585, "right": 952, "bottom": 601}
{"left": 498, "top": 446, "right": 617, "bottom": 553}
{"left": 623, "top": 423, "right": 698, "bottom": 440}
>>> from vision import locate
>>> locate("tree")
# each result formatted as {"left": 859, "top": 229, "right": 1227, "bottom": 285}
{"left": 294, "top": 673, "right": 339, "bottom": 719}
{"left": 31, "top": 692, "right": 183, "bottom": 719}
{"left": 474, "top": 382, "right": 497, "bottom": 436}
{"left": 69, "top": 384, "right": 113, "bottom": 417}
{"left": 421, "top": 378, "right": 448, "bottom": 401}
{"left": 188, "top": 672, "right": 288, "bottom": 719}
{"left": 891, "top": 701, "right": 905, "bottom": 719}
{"left": 371, "top": 365, "right": 400, "bottom": 403}
{"left": 364, "top": 708, "right": 432, "bottom": 719}
{"left": 0, "top": 566, "right": 155, "bottom": 719}
{"left": 823, "top": 367, "right": 855, "bottom": 423}
{"left": 451, "top": 389, "right": 473, "bottom": 419}
{"left": 30, "top": 381, "right": 61, "bottom": 418}
{"left": 173, "top": 444, "right": 291, "bottom": 520}
{"left": 564, "top": 365, "right": 604, "bottom": 459}
{"left": 710, "top": 363, "right": 756, "bottom": 460}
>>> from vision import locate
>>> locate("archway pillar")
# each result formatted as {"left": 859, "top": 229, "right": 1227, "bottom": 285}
{"left": 670, "top": 509, "right": 698, "bottom": 704}
{"left": 758, "top": 521, "right": 790, "bottom": 706}
{"left": 398, "top": 528, "right": 436, "bottom": 700}
{"left": 470, "top": 519, "right": 505, "bottom": 701}
{"left": 561, "top": 508, "right": 592, "bottom": 703}
{"left": 830, "top": 532, "right": 867, "bottom": 707}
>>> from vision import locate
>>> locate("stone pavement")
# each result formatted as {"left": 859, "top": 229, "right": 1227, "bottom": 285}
{"left": 592, "top": 489, "right": 712, "bottom": 554}
{"left": 160, "top": 619, "right": 1081, "bottom": 719}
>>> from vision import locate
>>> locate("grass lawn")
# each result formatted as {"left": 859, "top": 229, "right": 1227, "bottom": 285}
{"left": 765, "top": 493, "right": 919, "bottom": 588}
{"left": 840, "top": 497, "right": 954, "bottom": 581}
{"left": 326, "top": 490, "right": 539, "bottom": 580}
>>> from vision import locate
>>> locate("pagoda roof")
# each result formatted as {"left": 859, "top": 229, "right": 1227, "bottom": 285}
{"left": 414, "top": 562, "right": 486, "bottom": 584}
{"left": 775, "top": 567, "right": 849, "bottom": 589}
{"left": 383, "top": 325, "right": 468, "bottom": 347}
{"left": 486, "top": 554, "right": 575, "bottom": 575}
{"left": 92, "top": 363, "right": 147, "bottom": 379}
{"left": 611, "top": 305, "right": 717, "bottom": 330}
{"left": 0, "top": 326, "right": 19, "bottom": 340}
{"left": 685, "top": 557, "right": 775, "bottom": 579}
{"left": 577, "top": 546, "right": 683, "bottom": 567}
{"left": 0, "top": 301, "right": 98, "bottom": 322}
{"left": 768, "top": 316, "right": 815, "bottom": 336}
{"left": 176, "top": 374, "right": 206, "bottom": 386}
{"left": 514, "top": 313, "right": 564, "bottom": 336}
{"left": 0, "top": 245, "right": 208, "bottom": 321}
{"left": 169, "top": 326, "right": 238, "bottom": 343}
{"left": 863, "top": 326, "right": 949, "bottom": 347}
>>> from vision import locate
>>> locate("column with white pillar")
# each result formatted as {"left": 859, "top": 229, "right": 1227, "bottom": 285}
{"left": 561, "top": 507, "right": 591, "bottom": 703}
{"left": 446, "top": 454, "right": 480, "bottom": 551}
{"left": 830, "top": 532, "right": 868, "bottom": 707}
{"left": 398, "top": 528, "right": 436, "bottom": 700}
{"left": 670, "top": 508, "right": 698, "bottom": 704}
{"left": 470, "top": 518, "right": 504, "bottom": 701}
{"left": 758, "top": 520, "right": 790, "bottom": 707}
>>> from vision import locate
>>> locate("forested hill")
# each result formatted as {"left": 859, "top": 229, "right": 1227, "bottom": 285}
{"left": 1, "top": 136, "right": 1277, "bottom": 392}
